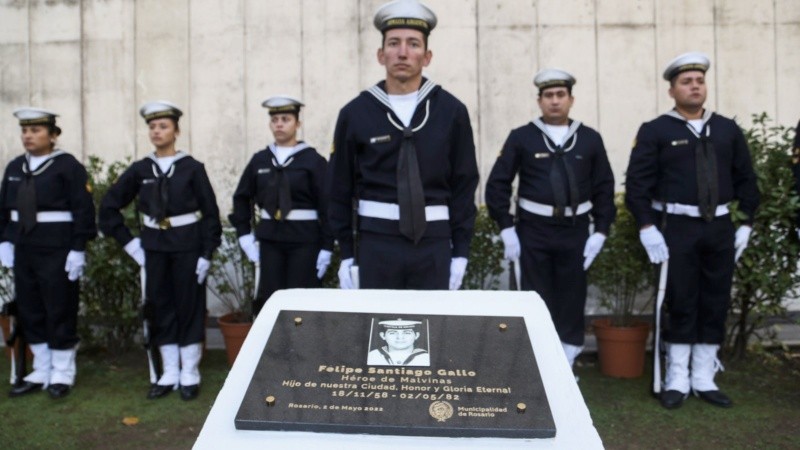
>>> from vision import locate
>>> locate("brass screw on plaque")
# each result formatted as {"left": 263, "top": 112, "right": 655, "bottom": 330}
{"left": 516, "top": 402, "right": 527, "bottom": 413}
{"left": 294, "top": 317, "right": 303, "bottom": 326}
{"left": 498, "top": 323, "right": 508, "bottom": 332}
{"left": 265, "top": 395, "right": 276, "bottom": 406}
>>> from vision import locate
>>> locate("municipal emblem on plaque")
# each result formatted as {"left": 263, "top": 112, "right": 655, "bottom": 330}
{"left": 429, "top": 401, "right": 454, "bottom": 422}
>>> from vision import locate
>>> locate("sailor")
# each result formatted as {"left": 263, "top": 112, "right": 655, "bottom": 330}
{"left": 328, "top": 0, "right": 479, "bottom": 290}
{"left": 485, "top": 69, "right": 616, "bottom": 369}
{"left": 99, "top": 101, "right": 222, "bottom": 401}
{"left": 625, "top": 52, "right": 759, "bottom": 409}
{"left": 0, "top": 108, "right": 97, "bottom": 399}
{"left": 230, "top": 96, "right": 333, "bottom": 316}
{"left": 367, "top": 319, "right": 429, "bottom": 366}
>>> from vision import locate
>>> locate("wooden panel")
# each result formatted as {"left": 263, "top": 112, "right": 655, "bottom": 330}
{"left": 82, "top": 0, "right": 136, "bottom": 163}
{"left": 134, "top": 0, "right": 191, "bottom": 157}
{"left": 189, "top": 0, "right": 246, "bottom": 213}
{"left": 29, "top": 0, "right": 82, "bottom": 157}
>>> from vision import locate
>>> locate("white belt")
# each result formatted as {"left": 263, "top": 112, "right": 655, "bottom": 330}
{"left": 142, "top": 211, "right": 202, "bottom": 229}
{"left": 260, "top": 209, "right": 318, "bottom": 221}
{"left": 651, "top": 201, "right": 729, "bottom": 218}
{"left": 10, "top": 210, "right": 73, "bottom": 222}
{"left": 358, "top": 200, "right": 449, "bottom": 221}
{"left": 518, "top": 198, "right": 592, "bottom": 217}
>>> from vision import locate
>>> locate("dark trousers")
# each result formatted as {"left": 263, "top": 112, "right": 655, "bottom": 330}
{"left": 14, "top": 245, "right": 79, "bottom": 349}
{"left": 145, "top": 250, "right": 206, "bottom": 346}
{"left": 660, "top": 214, "right": 735, "bottom": 344}
{"left": 518, "top": 216, "right": 589, "bottom": 346}
{"left": 255, "top": 240, "right": 320, "bottom": 315}
{"left": 358, "top": 232, "right": 450, "bottom": 290}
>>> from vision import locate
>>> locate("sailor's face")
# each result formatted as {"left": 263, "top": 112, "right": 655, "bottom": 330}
{"left": 378, "top": 28, "right": 432, "bottom": 84}
{"left": 380, "top": 328, "right": 419, "bottom": 351}
{"left": 148, "top": 118, "right": 178, "bottom": 148}
{"left": 270, "top": 113, "right": 299, "bottom": 145}
{"left": 21, "top": 125, "right": 52, "bottom": 154}
{"left": 669, "top": 70, "right": 707, "bottom": 109}
{"left": 537, "top": 87, "right": 573, "bottom": 125}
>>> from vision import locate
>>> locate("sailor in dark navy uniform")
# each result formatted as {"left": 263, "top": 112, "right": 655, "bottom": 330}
{"left": 328, "top": 0, "right": 479, "bottom": 290}
{"left": 99, "top": 101, "right": 221, "bottom": 401}
{"left": 367, "top": 319, "right": 429, "bottom": 366}
{"left": 230, "top": 96, "right": 333, "bottom": 316}
{"left": 485, "top": 69, "right": 616, "bottom": 369}
{"left": 625, "top": 53, "right": 759, "bottom": 409}
{"left": 0, "top": 108, "right": 96, "bottom": 399}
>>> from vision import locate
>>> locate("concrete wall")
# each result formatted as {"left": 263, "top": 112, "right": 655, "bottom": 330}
{"left": 1, "top": 0, "right": 799, "bottom": 215}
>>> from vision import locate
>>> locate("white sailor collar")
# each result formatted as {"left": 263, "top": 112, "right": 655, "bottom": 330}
{"left": 531, "top": 118, "right": 582, "bottom": 153}
{"left": 663, "top": 109, "right": 714, "bottom": 137}
{"left": 23, "top": 149, "right": 67, "bottom": 175}
{"left": 366, "top": 78, "right": 438, "bottom": 112}
{"left": 268, "top": 142, "right": 311, "bottom": 166}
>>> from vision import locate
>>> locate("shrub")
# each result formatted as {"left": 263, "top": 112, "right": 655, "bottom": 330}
{"left": 80, "top": 156, "right": 141, "bottom": 354}
{"left": 207, "top": 226, "right": 256, "bottom": 322}
{"left": 462, "top": 205, "right": 504, "bottom": 290}
{"left": 587, "top": 193, "right": 653, "bottom": 327}
{"left": 727, "top": 114, "right": 800, "bottom": 358}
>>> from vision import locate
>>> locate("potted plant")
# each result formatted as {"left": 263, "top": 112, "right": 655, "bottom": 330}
{"left": 588, "top": 193, "right": 654, "bottom": 378}
{"left": 208, "top": 227, "right": 256, "bottom": 366}
{"left": 0, "top": 267, "right": 20, "bottom": 358}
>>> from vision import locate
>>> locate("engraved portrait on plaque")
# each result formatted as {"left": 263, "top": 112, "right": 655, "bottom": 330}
{"left": 367, "top": 318, "right": 431, "bottom": 367}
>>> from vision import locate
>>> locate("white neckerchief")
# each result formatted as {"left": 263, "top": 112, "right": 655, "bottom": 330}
{"left": 269, "top": 142, "right": 310, "bottom": 166}
{"left": 24, "top": 149, "right": 65, "bottom": 174}
{"left": 388, "top": 91, "right": 418, "bottom": 127}
{"left": 531, "top": 118, "right": 582, "bottom": 153}
{"left": 147, "top": 150, "right": 188, "bottom": 177}
{"left": 688, "top": 119, "right": 704, "bottom": 135}
{"left": 28, "top": 154, "right": 49, "bottom": 171}
{"left": 543, "top": 124, "right": 569, "bottom": 147}
{"left": 155, "top": 155, "right": 177, "bottom": 174}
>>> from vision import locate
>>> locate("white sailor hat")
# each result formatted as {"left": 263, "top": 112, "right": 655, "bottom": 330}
{"left": 13, "top": 107, "right": 61, "bottom": 135}
{"left": 373, "top": 0, "right": 437, "bottom": 35}
{"left": 662, "top": 52, "right": 710, "bottom": 81}
{"left": 139, "top": 100, "right": 183, "bottom": 122}
{"left": 261, "top": 96, "right": 304, "bottom": 115}
{"left": 533, "top": 69, "right": 576, "bottom": 93}
{"left": 378, "top": 319, "right": 422, "bottom": 330}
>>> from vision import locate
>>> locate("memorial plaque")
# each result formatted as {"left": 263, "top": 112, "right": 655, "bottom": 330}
{"left": 235, "top": 311, "right": 555, "bottom": 438}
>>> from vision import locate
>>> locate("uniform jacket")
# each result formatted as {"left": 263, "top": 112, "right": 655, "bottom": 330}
{"left": 625, "top": 110, "right": 759, "bottom": 227}
{"left": 327, "top": 78, "right": 479, "bottom": 259}
{"left": 229, "top": 143, "right": 333, "bottom": 249}
{"left": 485, "top": 120, "right": 616, "bottom": 234}
{"left": 0, "top": 150, "right": 96, "bottom": 249}
{"left": 99, "top": 152, "right": 221, "bottom": 259}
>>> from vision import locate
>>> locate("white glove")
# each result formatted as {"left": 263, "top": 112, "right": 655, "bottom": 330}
{"left": 0, "top": 242, "right": 14, "bottom": 268}
{"left": 500, "top": 227, "right": 521, "bottom": 261}
{"left": 734, "top": 225, "right": 752, "bottom": 262}
{"left": 583, "top": 232, "right": 607, "bottom": 270}
{"left": 797, "top": 228, "right": 800, "bottom": 240}
{"left": 639, "top": 226, "right": 669, "bottom": 264}
{"left": 195, "top": 257, "right": 210, "bottom": 284}
{"left": 238, "top": 234, "right": 260, "bottom": 263}
{"left": 124, "top": 237, "right": 146, "bottom": 267}
{"left": 64, "top": 250, "right": 86, "bottom": 281}
{"left": 316, "top": 250, "right": 332, "bottom": 279}
{"left": 449, "top": 257, "right": 468, "bottom": 290}
{"left": 338, "top": 258, "right": 355, "bottom": 289}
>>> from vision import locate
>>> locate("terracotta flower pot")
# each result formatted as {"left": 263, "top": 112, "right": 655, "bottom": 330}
{"left": 592, "top": 318, "right": 650, "bottom": 379}
{"left": 217, "top": 313, "right": 253, "bottom": 367}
